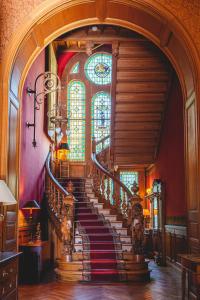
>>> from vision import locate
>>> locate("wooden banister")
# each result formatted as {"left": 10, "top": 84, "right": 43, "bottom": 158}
{"left": 45, "top": 150, "right": 75, "bottom": 261}
{"left": 91, "top": 140, "right": 145, "bottom": 254}
{"left": 91, "top": 139, "right": 132, "bottom": 217}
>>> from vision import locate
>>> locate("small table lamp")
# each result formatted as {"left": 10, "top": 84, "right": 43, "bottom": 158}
{"left": 0, "top": 180, "right": 17, "bottom": 221}
{"left": 143, "top": 208, "right": 150, "bottom": 228}
{"left": 22, "top": 200, "right": 40, "bottom": 221}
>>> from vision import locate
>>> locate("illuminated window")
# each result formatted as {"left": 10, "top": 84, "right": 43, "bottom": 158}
{"left": 91, "top": 91, "right": 111, "bottom": 153}
{"left": 120, "top": 171, "right": 138, "bottom": 193}
{"left": 70, "top": 62, "right": 79, "bottom": 74}
{"left": 67, "top": 80, "right": 85, "bottom": 161}
{"left": 84, "top": 53, "right": 112, "bottom": 85}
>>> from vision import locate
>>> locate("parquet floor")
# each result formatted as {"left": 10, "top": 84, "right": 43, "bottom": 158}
{"left": 18, "top": 261, "right": 182, "bottom": 300}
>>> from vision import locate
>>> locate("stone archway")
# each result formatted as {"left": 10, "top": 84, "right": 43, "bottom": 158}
{"left": 1, "top": 0, "right": 200, "bottom": 252}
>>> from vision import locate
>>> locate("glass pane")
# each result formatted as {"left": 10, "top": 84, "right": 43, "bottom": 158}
{"left": 85, "top": 53, "right": 112, "bottom": 85}
{"left": 91, "top": 91, "right": 111, "bottom": 153}
{"left": 67, "top": 80, "right": 85, "bottom": 161}
{"left": 120, "top": 171, "right": 139, "bottom": 193}
{"left": 120, "top": 171, "right": 138, "bottom": 212}
{"left": 70, "top": 62, "right": 80, "bottom": 74}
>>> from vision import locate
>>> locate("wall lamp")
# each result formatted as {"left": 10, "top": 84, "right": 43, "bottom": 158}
{"left": 26, "top": 72, "right": 61, "bottom": 147}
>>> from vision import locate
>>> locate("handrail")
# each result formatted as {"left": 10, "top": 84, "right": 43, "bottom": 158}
{"left": 91, "top": 152, "right": 132, "bottom": 199}
{"left": 95, "top": 135, "right": 110, "bottom": 146}
{"left": 45, "top": 151, "right": 70, "bottom": 196}
{"left": 91, "top": 142, "right": 145, "bottom": 253}
{"left": 91, "top": 140, "right": 133, "bottom": 217}
{"left": 45, "top": 149, "right": 74, "bottom": 261}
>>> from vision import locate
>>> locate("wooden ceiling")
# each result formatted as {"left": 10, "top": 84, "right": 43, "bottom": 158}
{"left": 54, "top": 26, "right": 172, "bottom": 166}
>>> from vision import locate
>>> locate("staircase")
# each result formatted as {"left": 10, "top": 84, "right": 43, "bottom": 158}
{"left": 55, "top": 177, "right": 150, "bottom": 282}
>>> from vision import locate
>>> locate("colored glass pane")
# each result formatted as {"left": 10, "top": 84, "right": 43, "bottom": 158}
{"left": 120, "top": 171, "right": 138, "bottom": 213}
{"left": 70, "top": 62, "right": 80, "bottom": 74}
{"left": 91, "top": 91, "right": 111, "bottom": 153}
{"left": 85, "top": 53, "right": 112, "bottom": 85}
{"left": 120, "top": 171, "right": 138, "bottom": 193}
{"left": 67, "top": 80, "right": 85, "bottom": 161}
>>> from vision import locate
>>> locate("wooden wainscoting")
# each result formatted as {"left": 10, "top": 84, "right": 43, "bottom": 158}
{"left": 165, "top": 225, "right": 187, "bottom": 263}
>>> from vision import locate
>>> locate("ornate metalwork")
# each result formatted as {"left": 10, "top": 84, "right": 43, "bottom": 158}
{"left": 26, "top": 72, "right": 61, "bottom": 147}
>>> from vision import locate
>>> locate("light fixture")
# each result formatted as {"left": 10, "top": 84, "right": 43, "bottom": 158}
{"left": 22, "top": 200, "right": 40, "bottom": 220}
{"left": 26, "top": 72, "right": 61, "bottom": 147}
{"left": 59, "top": 143, "right": 70, "bottom": 150}
{"left": 0, "top": 180, "right": 17, "bottom": 224}
{"left": 47, "top": 103, "right": 70, "bottom": 150}
{"left": 0, "top": 180, "right": 17, "bottom": 205}
{"left": 143, "top": 208, "right": 150, "bottom": 217}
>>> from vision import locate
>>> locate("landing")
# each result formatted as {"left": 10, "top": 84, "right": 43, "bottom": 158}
{"left": 19, "top": 261, "right": 181, "bottom": 300}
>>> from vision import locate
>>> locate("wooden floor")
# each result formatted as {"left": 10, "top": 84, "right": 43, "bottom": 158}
{"left": 18, "top": 261, "right": 182, "bottom": 300}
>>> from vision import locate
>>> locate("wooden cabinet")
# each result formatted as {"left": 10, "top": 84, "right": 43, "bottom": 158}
{"left": 179, "top": 254, "right": 200, "bottom": 300}
{"left": 19, "top": 241, "right": 50, "bottom": 283}
{"left": 0, "top": 252, "right": 20, "bottom": 300}
{"left": 0, "top": 204, "right": 17, "bottom": 252}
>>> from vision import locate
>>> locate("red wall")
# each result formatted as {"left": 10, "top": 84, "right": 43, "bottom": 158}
{"left": 19, "top": 51, "right": 50, "bottom": 208}
{"left": 146, "top": 76, "right": 186, "bottom": 218}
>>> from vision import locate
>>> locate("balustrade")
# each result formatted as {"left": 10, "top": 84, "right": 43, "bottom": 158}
{"left": 45, "top": 150, "right": 75, "bottom": 261}
{"left": 91, "top": 139, "right": 144, "bottom": 254}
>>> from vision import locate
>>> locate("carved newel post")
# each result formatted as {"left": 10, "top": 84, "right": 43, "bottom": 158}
{"left": 61, "top": 195, "right": 74, "bottom": 262}
{"left": 128, "top": 181, "right": 144, "bottom": 254}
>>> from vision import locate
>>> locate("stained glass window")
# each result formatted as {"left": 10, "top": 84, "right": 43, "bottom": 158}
{"left": 120, "top": 171, "right": 138, "bottom": 193}
{"left": 91, "top": 91, "right": 111, "bottom": 153}
{"left": 84, "top": 53, "right": 112, "bottom": 85}
{"left": 70, "top": 62, "right": 79, "bottom": 74}
{"left": 67, "top": 80, "right": 85, "bottom": 161}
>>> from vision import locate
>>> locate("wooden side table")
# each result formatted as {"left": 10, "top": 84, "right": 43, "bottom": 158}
{"left": 19, "top": 241, "right": 49, "bottom": 283}
{"left": 179, "top": 254, "right": 200, "bottom": 300}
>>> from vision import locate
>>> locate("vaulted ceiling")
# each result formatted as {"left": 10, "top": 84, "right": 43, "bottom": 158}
{"left": 54, "top": 26, "right": 173, "bottom": 166}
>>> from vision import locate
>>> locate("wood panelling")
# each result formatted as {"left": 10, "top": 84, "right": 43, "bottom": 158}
{"left": 2, "top": 205, "right": 17, "bottom": 251}
{"left": 116, "top": 82, "right": 168, "bottom": 93}
{"left": 117, "top": 71, "right": 168, "bottom": 82}
{"left": 115, "top": 113, "right": 162, "bottom": 122}
{"left": 116, "top": 93, "right": 165, "bottom": 103}
{"left": 114, "top": 40, "right": 171, "bottom": 165}
{"left": 185, "top": 97, "right": 200, "bottom": 253}
{"left": 8, "top": 98, "right": 19, "bottom": 196}
{"left": 165, "top": 225, "right": 187, "bottom": 263}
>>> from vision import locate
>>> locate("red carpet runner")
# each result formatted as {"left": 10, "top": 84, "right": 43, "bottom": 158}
{"left": 73, "top": 179, "right": 122, "bottom": 282}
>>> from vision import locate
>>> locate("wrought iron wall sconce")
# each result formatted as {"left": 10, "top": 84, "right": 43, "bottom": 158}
{"left": 26, "top": 72, "right": 61, "bottom": 147}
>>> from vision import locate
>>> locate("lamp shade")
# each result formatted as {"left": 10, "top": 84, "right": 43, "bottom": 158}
{"left": 0, "top": 180, "right": 17, "bottom": 205}
{"left": 59, "top": 142, "right": 70, "bottom": 150}
{"left": 22, "top": 200, "right": 40, "bottom": 210}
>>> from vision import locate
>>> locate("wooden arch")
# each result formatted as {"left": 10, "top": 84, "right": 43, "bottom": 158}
{"left": 1, "top": 0, "right": 200, "bottom": 252}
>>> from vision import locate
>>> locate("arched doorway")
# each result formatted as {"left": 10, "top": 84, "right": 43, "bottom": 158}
{"left": 1, "top": 0, "right": 199, "bottom": 253}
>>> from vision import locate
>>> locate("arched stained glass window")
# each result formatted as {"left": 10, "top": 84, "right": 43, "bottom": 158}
{"left": 85, "top": 53, "right": 112, "bottom": 85}
{"left": 70, "top": 62, "right": 80, "bottom": 74}
{"left": 67, "top": 80, "right": 85, "bottom": 161}
{"left": 91, "top": 91, "right": 111, "bottom": 153}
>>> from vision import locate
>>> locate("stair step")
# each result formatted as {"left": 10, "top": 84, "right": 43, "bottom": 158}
{"left": 74, "top": 243, "right": 131, "bottom": 252}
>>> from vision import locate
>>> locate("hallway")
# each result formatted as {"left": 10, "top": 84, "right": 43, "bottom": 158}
{"left": 18, "top": 261, "right": 182, "bottom": 300}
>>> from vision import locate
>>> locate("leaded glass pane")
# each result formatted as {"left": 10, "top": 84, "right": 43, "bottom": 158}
{"left": 70, "top": 62, "right": 80, "bottom": 74}
{"left": 91, "top": 91, "right": 111, "bottom": 153}
{"left": 67, "top": 80, "right": 85, "bottom": 161}
{"left": 120, "top": 171, "right": 138, "bottom": 193}
{"left": 85, "top": 53, "right": 112, "bottom": 85}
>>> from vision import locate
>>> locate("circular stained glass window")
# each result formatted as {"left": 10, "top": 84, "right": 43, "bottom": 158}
{"left": 84, "top": 53, "right": 112, "bottom": 85}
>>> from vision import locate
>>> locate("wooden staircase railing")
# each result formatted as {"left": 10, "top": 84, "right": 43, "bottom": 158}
{"left": 45, "top": 149, "right": 75, "bottom": 261}
{"left": 91, "top": 138, "right": 132, "bottom": 217}
{"left": 91, "top": 139, "right": 145, "bottom": 254}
